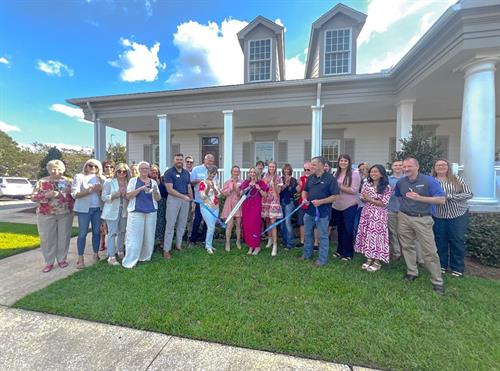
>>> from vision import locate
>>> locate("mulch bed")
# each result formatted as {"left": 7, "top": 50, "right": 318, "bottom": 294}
{"left": 465, "top": 257, "right": 500, "bottom": 280}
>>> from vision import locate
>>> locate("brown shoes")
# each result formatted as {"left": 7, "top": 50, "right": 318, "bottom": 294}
{"left": 163, "top": 251, "right": 172, "bottom": 260}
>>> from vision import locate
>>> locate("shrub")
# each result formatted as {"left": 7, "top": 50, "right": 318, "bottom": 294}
{"left": 466, "top": 213, "right": 500, "bottom": 267}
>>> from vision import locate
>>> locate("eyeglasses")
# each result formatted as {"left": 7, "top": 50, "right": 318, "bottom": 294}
{"left": 116, "top": 170, "right": 127, "bottom": 174}
{"left": 87, "top": 164, "right": 98, "bottom": 169}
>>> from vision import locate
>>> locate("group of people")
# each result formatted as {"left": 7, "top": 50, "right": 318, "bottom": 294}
{"left": 32, "top": 152, "right": 472, "bottom": 295}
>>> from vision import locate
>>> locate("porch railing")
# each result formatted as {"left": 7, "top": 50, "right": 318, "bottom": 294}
{"left": 216, "top": 168, "right": 304, "bottom": 186}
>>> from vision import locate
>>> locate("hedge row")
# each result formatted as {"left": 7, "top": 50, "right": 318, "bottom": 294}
{"left": 466, "top": 213, "right": 500, "bottom": 267}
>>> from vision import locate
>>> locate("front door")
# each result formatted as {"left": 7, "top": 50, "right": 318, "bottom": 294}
{"left": 201, "top": 136, "right": 220, "bottom": 167}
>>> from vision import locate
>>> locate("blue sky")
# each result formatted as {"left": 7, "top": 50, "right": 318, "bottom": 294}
{"left": 0, "top": 0, "right": 454, "bottom": 151}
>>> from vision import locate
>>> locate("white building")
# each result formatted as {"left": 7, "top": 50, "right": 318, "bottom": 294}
{"left": 68, "top": 0, "right": 500, "bottom": 205}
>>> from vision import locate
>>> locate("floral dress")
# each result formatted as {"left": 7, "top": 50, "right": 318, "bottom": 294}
{"left": 261, "top": 174, "right": 283, "bottom": 219}
{"left": 354, "top": 183, "right": 392, "bottom": 263}
{"left": 32, "top": 177, "right": 74, "bottom": 215}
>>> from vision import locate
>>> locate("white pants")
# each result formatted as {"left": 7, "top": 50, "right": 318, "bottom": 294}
{"left": 122, "top": 211, "right": 156, "bottom": 268}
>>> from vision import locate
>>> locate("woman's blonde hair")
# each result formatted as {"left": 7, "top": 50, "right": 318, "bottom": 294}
{"left": 47, "top": 159, "right": 66, "bottom": 174}
{"left": 113, "top": 163, "right": 131, "bottom": 180}
{"left": 432, "top": 158, "right": 462, "bottom": 192}
{"left": 82, "top": 159, "right": 103, "bottom": 176}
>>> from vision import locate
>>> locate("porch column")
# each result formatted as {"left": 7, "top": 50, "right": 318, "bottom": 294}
{"left": 396, "top": 99, "right": 414, "bottom": 151}
{"left": 311, "top": 105, "right": 324, "bottom": 158}
{"left": 93, "top": 118, "right": 106, "bottom": 161}
{"left": 223, "top": 110, "right": 234, "bottom": 182}
{"left": 460, "top": 59, "right": 497, "bottom": 204}
{"left": 158, "top": 114, "right": 171, "bottom": 172}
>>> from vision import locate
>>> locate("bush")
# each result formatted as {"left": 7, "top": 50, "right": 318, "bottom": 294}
{"left": 466, "top": 213, "right": 500, "bottom": 267}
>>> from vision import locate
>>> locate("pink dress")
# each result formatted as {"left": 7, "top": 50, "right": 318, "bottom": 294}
{"left": 261, "top": 174, "right": 283, "bottom": 219}
{"left": 354, "top": 183, "right": 392, "bottom": 263}
{"left": 221, "top": 178, "right": 242, "bottom": 219}
{"left": 240, "top": 180, "right": 269, "bottom": 248}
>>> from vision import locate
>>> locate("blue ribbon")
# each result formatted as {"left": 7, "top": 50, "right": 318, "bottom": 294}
{"left": 193, "top": 199, "right": 226, "bottom": 228}
{"left": 315, "top": 206, "right": 320, "bottom": 222}
{"left": 255, "top": 200, "right": 308, "bottom": 237}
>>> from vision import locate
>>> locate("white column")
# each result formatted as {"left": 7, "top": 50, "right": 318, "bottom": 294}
{"left": 223, "top": 110, "right": 234, "bottom": 182}
{"left": 311, "top": 105, "right": 324, "bottom": 158}
{"left": 158, "top": 114, "right": 171, "bottom": 173}
{"left": 460, "top": 59, "right": 497, "bottom": 204}
{"left": 396, "top": 99, "right": 415, "bottom": 151}
{"left": 93, "top": 118, "right": 106, "bottom": 161}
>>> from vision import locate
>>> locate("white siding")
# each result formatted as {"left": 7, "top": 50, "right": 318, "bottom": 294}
{"left": 128, "top": 132, "right": 151, "bottom": 164}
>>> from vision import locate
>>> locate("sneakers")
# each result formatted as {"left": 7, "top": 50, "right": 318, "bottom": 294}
{"left": 432, "top": 284, "right": 445, "bottom": 295}
{"left": 107, "top": 257, "right": 120, "bottom": 266}
{"left": 451, "top": 271, "right": 463, "bottom": 278}
{"left": 207, "top": 248, "right": 214, "bottom": 255}
{"left": 366, "top": 261, "right": 382, "bottom": 272}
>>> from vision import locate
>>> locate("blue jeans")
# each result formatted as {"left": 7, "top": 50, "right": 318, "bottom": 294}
{"left": 433, "top": 213, "right": 469, "bottom": 274}
{"left": 303, "top": 213, "right": 330, "bottom": 265}
{"left": 280, "top": 200, "right": 295, "bottom": 248}
{"left": 189, "top": 203, "right": 207, "bottom": 243}
{"left": 332, "top": 205, "right": 357, "bottom": 258}
{"left": 200, "top": 207, "right": 218, "bottom": 250}
{"left": 76, "top": 207, "right": 101, "bottom": 256}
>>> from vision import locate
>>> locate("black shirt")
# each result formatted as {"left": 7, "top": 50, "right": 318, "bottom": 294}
{"left": 304, "top": 172, "right": 339, "bottom": 218}
{"left": 163, "top": 167, "right": 191, "bottom": 195}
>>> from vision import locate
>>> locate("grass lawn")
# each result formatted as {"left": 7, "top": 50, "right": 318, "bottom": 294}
{"left": 0, "top": 222, "right": 78, "bottom": 260}
{"left": 15, "top": 244, "right": 500, "bottom": 370}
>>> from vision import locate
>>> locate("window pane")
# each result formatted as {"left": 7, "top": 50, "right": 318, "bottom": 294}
{"left": 255, "top": 142, "right": 274, "bottom": 165}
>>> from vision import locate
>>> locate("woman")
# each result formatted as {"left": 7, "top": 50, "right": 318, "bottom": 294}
{"left": 150, "top": 164, "right": 168, "bottom": 249}
{"left": 32, "top": 160, "right": 74, "bottom": 272}
{"left": 279, "top": 163, "right": 298, "bottom": 250}
{"left": 432, "top": 159, "right": 473, "bottom": 277}
{"left": 240, "top": 167, "right": 268, "bottom": 255}
{"left": 199, "top": 165, "right": 221, "bottom": 254}
{"left": 261, "top": 161, "right": 283, "bottom": 256}
{"left": 354, "top": 165, "right": 392, "bottom": 271}
{"left": 332, "top": 154, "right": 361, "bottom": 260}
{"left": 99, "top": 160, "right": 115, "bottom": 251}
{"left": 101, "top": 163, "right": 130, "bottom": 266}
{"left": 221, "top": 165, "right": 243, "bottom": 251}
{"left": 71, "top": 159, "right": 105, "bottom": 269}
{"left": 129, "top": 163, "right": 139, "bottom": 178}
{"left": 122, "top": 161, "right": 161, "bottom": 268}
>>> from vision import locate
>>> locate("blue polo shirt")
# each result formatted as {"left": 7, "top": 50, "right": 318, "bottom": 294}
{"left": 304, "top": 172, "right": 339, "bottom": 218}
{"left": 394, "top": 174, "right": 445, "bottom": 215}
{"left": 163, "top": 167, "right": 191, "bottom": 195}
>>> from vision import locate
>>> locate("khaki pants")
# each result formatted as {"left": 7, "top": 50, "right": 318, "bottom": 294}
{"left": 388, "top": 211, "right": 401, "bottom": 259}
{"left": 37, "top": 213, "right": 73, "bottom": 265}
{"left": 398, "top": 212, "right": 443, "bottom": 286}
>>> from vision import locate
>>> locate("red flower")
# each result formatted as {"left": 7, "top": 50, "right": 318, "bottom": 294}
{"left": 39, "top": 203, "right": 53, "bottom": 215}
{"left": 41, "top": 182, "right": 54, "bottom": 191}
{"left": 199, "top": 181, "right": 206, "bottom": 191}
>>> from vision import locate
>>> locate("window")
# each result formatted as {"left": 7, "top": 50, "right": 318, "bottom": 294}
{"left": 321, "top": 139, "right": 341, "bottom": 166}
{"left": 249, "top": 39, "right": 271, "bottom": 82}
{"left": 324, "top": 29, "right": 351, "bottom": 75}
{"left": 255, "top": 141, "right": 274, "bottom": 165}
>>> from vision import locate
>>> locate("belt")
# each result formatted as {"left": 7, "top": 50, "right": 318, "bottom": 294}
{"left": 401, "top": 210, "right": 431, "bottom": 218}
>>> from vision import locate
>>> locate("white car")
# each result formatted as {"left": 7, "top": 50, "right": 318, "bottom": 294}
{"left": 0, "top": 177, "right": 34, "bottom": 199}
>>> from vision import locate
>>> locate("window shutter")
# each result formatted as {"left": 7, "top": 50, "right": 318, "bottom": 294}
{"left": 436, "top": 136, "right": 449, "bottom": 159}
{"left": 242, "top": 142, "right": 252, "bottom": 168}
{"left": 276, "top": 141, "right": 288, "bottom": 168}
{"left": 344, "top": 139, "right": 355, "bottom": 162}
{"left": 143, "top": 144, "right": 152, "bottom": 164}
{"left": 304, "top": 140, "right": 311, "bottom": 162}
{"left": 389, "top": 137, "right": 397, "bottom": 162}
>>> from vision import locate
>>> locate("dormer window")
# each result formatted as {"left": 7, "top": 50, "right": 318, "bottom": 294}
{"left": 249, "top": 39, "right": 271, "bottom": 82}
{"left": 324, "top": 28, "right": 351, "bottom": 75}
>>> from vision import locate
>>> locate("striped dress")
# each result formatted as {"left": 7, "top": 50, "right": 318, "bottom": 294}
{"left": 354, "top": 183, "right": 392, "bottom": 263}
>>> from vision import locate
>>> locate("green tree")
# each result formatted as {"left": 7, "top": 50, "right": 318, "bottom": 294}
{"left": 0, "top": 131, "right": 24, "bottom": 176}
{"left": 392, "top": 125, "right": 444, "bottom": 174}
{"left": 106, "top": 142, "right": 127, "bottom": 164}
{"left": 38, "top": 147, "right": 63, "bottom": 178}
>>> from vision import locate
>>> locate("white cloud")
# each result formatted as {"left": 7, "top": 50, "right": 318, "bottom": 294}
{"left": 36, "top": 59, "right": 74, "bottom": 77}
{"left": 144, "top": 0, "right": 156, "bottom": 17}
{"left": 358, "top": 0, "right": 455, "bottom": 46}
{"left": 109, "top": 38, "right": 165, "bottom": 82}
{"left": 0, "top": 57, "right": 9, "bottom": 65}
{"left": 274, "top": 18, "right": 287, "bottom": 32}
{"left": 285, "top": 49, "right": 308, "bottom": 80}
{"left": 0, "top": 121, "right": 21, "bottom": 133}
{"left": 49, "top": 104, "right": 92, "bottom": 124}
{"left": 167, "top": 19, "right": 248, "bottom": 87}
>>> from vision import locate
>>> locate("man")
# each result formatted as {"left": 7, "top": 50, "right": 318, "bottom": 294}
{"left": 296, "top": 161, "right": 311, "bottom": 247}
{"left": 162, "top": 153, "right": 192, "bottom": 259}
{"left": 299, "top": 156, "right": 339, "bottom": 267}
{"left": 189, "top": 154, "right": 217, "bottom": 245}
{"left": 388, "top": 160, "right": 403, "bottom": 260}
{"left": 394, "top": 157, "right": 446, "bottom": 294}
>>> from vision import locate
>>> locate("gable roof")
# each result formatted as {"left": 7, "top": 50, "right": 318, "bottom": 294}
{"left": 304, "top": 3, "right": 367, "bottom": 78}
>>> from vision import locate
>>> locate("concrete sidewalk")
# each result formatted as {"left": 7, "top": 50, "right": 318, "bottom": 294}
{"left": 0, "top": 307, "right": 375, "bottom": 371}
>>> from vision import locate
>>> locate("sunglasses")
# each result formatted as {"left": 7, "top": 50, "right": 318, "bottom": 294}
{"left": 87, "top": 164, "right": 98, "bottom": 169}
{"left": 116, "top": 170, "right": 127, "bottom": 174}
{"left": 304, "top": 169, "right": 310, "bottom": 172}
{"left": 186, "top": 161, "right": 193, "bottom": 164}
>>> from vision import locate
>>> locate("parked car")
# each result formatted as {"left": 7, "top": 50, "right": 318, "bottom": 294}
{"left": 0, "top": 177, "right": 34, "bottom": 199}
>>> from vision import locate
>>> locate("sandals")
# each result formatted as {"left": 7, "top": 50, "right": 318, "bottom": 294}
{"left": 361, "top": 259, "right": 373, "bottom": 270}
{"left": 252, "top": 248, "right": 261, "bottom": 256}
{"left": 76, "top": 260, "right": 85, "bottom": 269}
{"left": 366, "top": 261, "right": 382, "bottom": 272}
{"left": 247, "top": 249, "right": 253, "bottom": 255}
